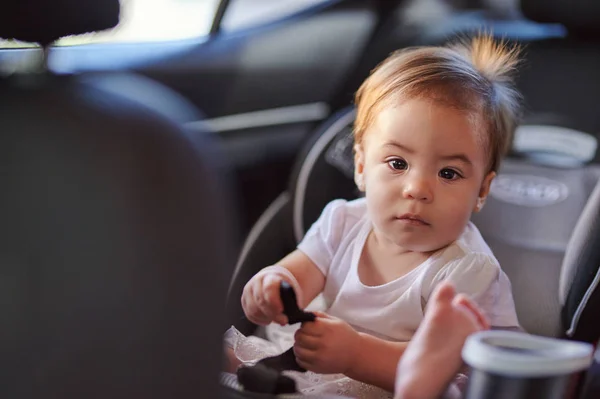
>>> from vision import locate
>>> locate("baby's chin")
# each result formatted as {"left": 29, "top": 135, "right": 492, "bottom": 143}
{"left": 389, "top": 234, "right": 456, "bottom": 254}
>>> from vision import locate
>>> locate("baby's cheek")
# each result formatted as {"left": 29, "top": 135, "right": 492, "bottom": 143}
{"left": 365, "top": 195, "right": 391, "bottom": 231}
{"left": 365, "top": 183, "right": 389, "bottom": 207}
{"left": 442, "top": 205, "right": 473, "bottom": 235}
{"left": 365, "top": 194, "right": 384, "bottom": 220}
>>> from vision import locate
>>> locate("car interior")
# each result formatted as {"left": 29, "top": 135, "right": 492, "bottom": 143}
{"left": 2, "top": 0, "right": 600, "bottom": 398}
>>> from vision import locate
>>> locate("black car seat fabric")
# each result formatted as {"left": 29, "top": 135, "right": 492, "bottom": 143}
{"left": 290, "top": 107, "right": 360, "bottom": 245}
{"left": 0, "top": 1, "right": 235, "bottom": 398}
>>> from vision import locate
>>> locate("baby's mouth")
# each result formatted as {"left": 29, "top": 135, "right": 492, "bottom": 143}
{"left": 396, "top": 214, "right": 430, "bottom": 226}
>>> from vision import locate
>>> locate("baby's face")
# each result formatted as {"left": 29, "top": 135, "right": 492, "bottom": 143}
{"left": 355, "top": 98, "right": 494, "bottom": 253}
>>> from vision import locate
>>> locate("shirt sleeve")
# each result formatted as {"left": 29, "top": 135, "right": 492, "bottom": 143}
{"left": 297, "top": 199, "right": 348, "bottom": 277}
{"left": 430, "top": 253, "right": 520, "bottom": 328}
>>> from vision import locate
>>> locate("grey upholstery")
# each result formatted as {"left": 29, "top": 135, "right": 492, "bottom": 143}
{"left": 471, "top": 161, "right": 600, "bottom": 337}
{"left": 1, "top": 0, "right": 235, "bottom": 397}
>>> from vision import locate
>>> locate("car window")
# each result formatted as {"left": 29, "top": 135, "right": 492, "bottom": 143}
{"left": 0, "top": 0, "right": 220, "bottom": 48}
{"left": 0, "top": 0, "right": 331, "bottom": 49}
{"left": 221, "top": 0, "right": 331, "bottom": 32}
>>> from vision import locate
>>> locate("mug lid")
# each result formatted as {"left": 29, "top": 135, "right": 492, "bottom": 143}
{"left": 462, "top": 330, "right": 593, "bottom": 378}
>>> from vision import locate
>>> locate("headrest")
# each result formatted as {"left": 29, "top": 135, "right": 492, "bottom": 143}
{"left": 0, "top": 0, "right": 120, "bottom": 46}
{"left": 521, "top": 0, "right": 600, "bottom": 36}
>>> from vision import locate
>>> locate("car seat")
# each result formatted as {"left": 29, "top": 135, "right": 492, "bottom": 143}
{"left": 0, "top": 0, "right": 236, "bottom": 398}
{"left": 229, "top": 101, "right": 600, "bottom": 342}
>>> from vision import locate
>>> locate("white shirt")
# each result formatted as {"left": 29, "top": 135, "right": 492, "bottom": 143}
{"left": 297, "top": 198, "right": 520, "bottom": 342}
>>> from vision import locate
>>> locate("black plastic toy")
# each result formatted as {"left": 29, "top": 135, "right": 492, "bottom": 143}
{"left": 280, "top": 280, "right": 316, "bottom": 324}
{"left": 237, "top": 281, "right": 316, "bottom": 395}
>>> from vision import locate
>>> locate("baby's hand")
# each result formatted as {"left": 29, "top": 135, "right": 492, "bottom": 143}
{"left": 241, "top": 270, "right": 292, "bottom": 326}
{"left": 293, "top": 312, "right": 360, "bottom": 374}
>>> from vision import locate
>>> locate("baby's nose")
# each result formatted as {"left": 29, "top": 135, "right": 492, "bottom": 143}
{"left": 402, "top": 175, "right": 433, "bottom": 202}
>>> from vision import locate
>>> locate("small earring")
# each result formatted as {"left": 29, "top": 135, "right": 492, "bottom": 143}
{"left": 476, "top": 197, "right": 485, "bottom": 211}
{"left": 356, "top": 176, "right": 365, "bottom": 191}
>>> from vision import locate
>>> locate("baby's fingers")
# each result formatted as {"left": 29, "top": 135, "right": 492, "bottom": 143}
{"left": 242, "top": 279, "right": 271, "bottom": 325}
{"left": 273, "top": 314, "right": 288, "bottom": 326}
{"left": 241, "top": 270, "right": 292, "bottom": 326}
{"left": 263, "top": 275, "right": 289, "bottom": 325}
{"left": 262, "top": 273, "right": 285, "bottom": 313}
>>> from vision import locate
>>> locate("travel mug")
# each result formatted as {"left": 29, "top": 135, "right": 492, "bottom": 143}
{"left": 578, "top": 340, "right": 600, "bottom": 399}
{"left": 462, "top": 330, "right": 593, "bottom": 399}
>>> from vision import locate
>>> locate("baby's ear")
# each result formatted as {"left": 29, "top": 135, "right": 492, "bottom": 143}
{"left": 354, "top": 144, "right": 365, "bottom": 191}
{"left": 474, "top": 171, "right": 496, "bottom": 212}
{"left": 480, "top": 171, "right": 496, "bottom": 198}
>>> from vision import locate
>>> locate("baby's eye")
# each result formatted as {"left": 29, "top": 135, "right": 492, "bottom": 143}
{"left": 388, "top": 158, "right": 408, "bottom": 171}
{"left": 439, "top": 168, "right": 462, "bottom": 180}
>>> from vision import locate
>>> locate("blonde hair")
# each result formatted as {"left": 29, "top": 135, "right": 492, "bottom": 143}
{"left": 354, "top": 35, "right": 522, "bottom": 173}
